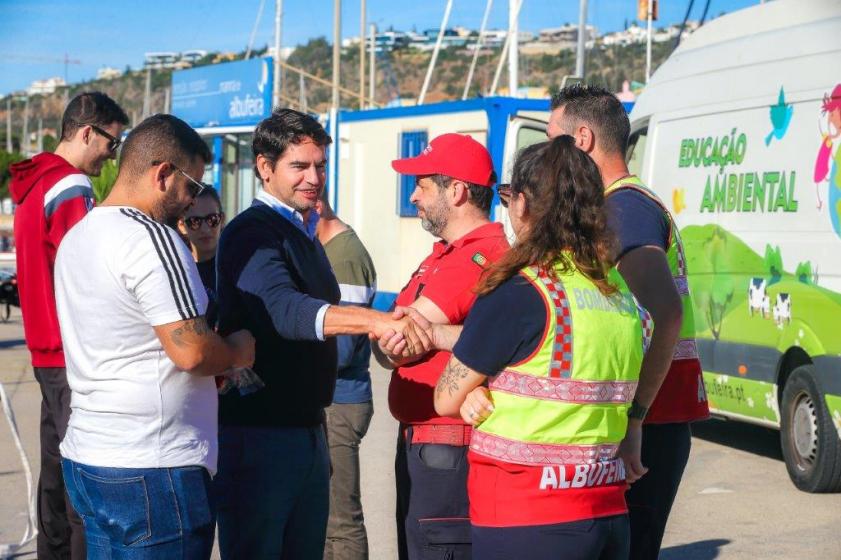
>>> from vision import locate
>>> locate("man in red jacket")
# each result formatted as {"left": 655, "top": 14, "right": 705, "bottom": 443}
{"left": 9, "top": 91, "right": 128, "bottom": 560}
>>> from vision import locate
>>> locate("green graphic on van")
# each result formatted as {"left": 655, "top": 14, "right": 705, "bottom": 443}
{"left": 677, "top": 129, "right": 800, "bottom": 214}
{"left": 680, "top": 224, "right": 841, "bottom": 356}
{"left": 765, "top": 87, "right": 794, "bottom": 146}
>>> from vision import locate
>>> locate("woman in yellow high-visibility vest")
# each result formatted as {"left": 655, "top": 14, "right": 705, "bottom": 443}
{"left": 430, "top": 136, "right": 651, "bottom": 560}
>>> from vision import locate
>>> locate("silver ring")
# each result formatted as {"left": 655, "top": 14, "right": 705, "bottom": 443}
{"left": 469, "top": 410, "right": 478, "bottom": 419}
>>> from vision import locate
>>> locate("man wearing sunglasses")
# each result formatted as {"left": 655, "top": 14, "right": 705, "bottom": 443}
{"left": 9, "top": 91, "right": 128, "bottom": 560}
{"left": 54, "top": 114, "right": 255, "bottom": 558}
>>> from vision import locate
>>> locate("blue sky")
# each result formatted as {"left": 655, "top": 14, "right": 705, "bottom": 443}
{"left": 0, "top": 0, "right": 761, "bottom": 96}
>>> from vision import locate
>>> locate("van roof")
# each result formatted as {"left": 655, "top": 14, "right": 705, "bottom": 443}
{"left": 630, "top": 0, "right": 841, "bottom": 125}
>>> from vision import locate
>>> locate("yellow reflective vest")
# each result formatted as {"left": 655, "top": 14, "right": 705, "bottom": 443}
{"left": 471, "top": 260, "right": 651, "bottom": 465}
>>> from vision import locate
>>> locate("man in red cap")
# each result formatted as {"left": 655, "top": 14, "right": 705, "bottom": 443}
{"left": 375, "top": 133, "right": 510, "bottom": 560}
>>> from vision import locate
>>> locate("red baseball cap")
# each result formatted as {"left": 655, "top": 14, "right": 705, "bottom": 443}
{"left": 391, "top": 133, "right": 496, "bottom": 187}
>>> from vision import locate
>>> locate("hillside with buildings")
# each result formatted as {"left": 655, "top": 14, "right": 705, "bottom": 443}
{"left": 0, "top": 21, "right": 691, "bottom": 156}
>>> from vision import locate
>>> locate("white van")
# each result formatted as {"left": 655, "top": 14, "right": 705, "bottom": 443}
{"left": 627, "top": 0, "right": 841, "bottom": 492}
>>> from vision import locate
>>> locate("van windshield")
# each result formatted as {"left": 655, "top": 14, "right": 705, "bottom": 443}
{"left": 626, "top": 127, "right": 648, "bottom": 177}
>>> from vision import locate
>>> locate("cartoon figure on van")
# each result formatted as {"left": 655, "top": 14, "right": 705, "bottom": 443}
{"left": 813, "top": 83, "right": 841, "bottom": 218}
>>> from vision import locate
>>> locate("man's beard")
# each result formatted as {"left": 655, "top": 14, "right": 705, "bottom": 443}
{"left": 152, "top": 187, "right": 188, "bottom": 228}
{"left": 418, "top": 195, "right": 449, "bottom": 237}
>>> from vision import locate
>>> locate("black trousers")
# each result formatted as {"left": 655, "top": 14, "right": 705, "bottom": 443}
{"left": 395, "top": 425, "right": 471, "bottom": 560}
{"left": 472, "top": 515, "right": 630, "bottom": 560}
{"left": 34, "top": 367, "right": 85, "bottom": 560}
{"left": 626, "top": 422, "right": 692, "bottom": 560}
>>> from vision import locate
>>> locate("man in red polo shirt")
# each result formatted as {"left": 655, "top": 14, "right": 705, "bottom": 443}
{"left": 375, "top": 133, "right": 509, "bottom": 560}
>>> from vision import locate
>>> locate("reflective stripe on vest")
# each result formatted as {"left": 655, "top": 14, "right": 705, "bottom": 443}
{"left": 491, "top": 370, "right": 638, "bottom": 404}
{"left": 471, "top": 262, "right": 647, "bottom": 466}
{"left": 605, "top": 176, "right": 698, "bottom": 361}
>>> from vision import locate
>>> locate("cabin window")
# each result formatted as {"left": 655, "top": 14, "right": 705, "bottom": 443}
{"left": 626, "top": 126, "right": 648, "bottom": 177}
{"left": 398, "top": 130, "right": 428, "bottom": 217}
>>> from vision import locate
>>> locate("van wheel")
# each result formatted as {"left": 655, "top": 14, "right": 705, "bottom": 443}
{"left": 780, "top": 366, "right": 841, "bottom": 492}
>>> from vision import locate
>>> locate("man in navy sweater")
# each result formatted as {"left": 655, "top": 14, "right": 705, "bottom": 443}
{"left": 214, "top": 109, "right": 429, "bottom": 559}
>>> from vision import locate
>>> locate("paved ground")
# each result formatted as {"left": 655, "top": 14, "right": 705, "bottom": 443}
{"left": 1, "top": 307, "right": 840, "bottom": 559}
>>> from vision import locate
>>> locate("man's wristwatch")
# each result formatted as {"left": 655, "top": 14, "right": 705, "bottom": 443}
{"left": 627, "top": 399, "right": 649, "bottom": 421}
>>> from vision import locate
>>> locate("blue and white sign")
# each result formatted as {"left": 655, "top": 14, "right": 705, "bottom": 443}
{"left": 172, "top": 57, "right": 273, "bottom": 128}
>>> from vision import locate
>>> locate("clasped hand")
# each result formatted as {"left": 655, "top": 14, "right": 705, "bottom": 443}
{"left": 372, "top": 306, "right": 436, "bottom": 363}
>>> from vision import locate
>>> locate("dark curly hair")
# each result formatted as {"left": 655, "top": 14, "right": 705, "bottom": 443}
{"left": 476, "top": 135, "right": 617, "bottom": 296}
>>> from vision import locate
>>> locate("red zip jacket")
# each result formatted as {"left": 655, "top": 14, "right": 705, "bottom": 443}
{"left": 10, "top": 152, "right": 94, "bottom": 367}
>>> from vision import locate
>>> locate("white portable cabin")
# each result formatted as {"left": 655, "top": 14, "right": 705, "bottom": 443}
{"left": 331, "top": 97, "right": 551, "bottom": 309}
{"left": 627, "top": 0, "right": 841, "bottom": 492}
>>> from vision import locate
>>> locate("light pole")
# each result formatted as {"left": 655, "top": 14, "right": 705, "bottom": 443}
{"left": 575, "top": 0, "right": 588, "bottom": 79}
{"left": 273, "top": 0, "right": 283, "bottom": 109}
{"left": 508, "top": 0, "right": 519, "bottom": 97}
{"left": 5, "top": 98, "right": 11, "bottom": 153}
{"left": 369, "top": 24, "right": 376, "bottom": 108}
{"left": 332, "top": 0, "right": 341, "bottom": 111}
{"left": 645, "top": 1, "right": 654, "bottom": 82}
{"left": 359, "top": 0, "right": 366, "bottom": 109}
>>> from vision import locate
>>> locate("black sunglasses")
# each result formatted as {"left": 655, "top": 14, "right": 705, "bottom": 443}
{"left": 497, "top": 183, "right": 513, "bottom": 208}
{"left": 87, "top": 123, "right": 122, "bottom": 152}
{"left": 151, "top": 161, "right": 210, "bottom": 199}
{"left": 182, "top": 213, "right": 223, "bottom": 231}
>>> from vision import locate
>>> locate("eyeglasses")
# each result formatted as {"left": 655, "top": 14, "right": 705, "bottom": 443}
{"left": 151, "top": 161, "right": 210, "bottom": 199}
{"left": 182, "top": 213, "right": 223, "bottom": 231}
{"left": 87, "top": 123, "right": 122, "bottom": 152}
{"left": 497, "top": 183, "right": 513, "bottom": 208}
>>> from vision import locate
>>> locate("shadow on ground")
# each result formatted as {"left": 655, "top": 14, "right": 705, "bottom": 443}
{"left": 0, "top": 339, "right": 25, "bottom": 350}
{"left": 691, "top": 418, "right": 783, "bottom": 461}
{"left": 660, "top": 538, "right": 731, "bottom": 560}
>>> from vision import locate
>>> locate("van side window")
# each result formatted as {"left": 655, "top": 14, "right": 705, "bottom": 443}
{"left": 398, "top": 130, "right": 428, "bottom": 217}
{"left": 626, "top": 127, "right": 648, "bottom": 177}
{"left": 517, "top": 126, "right": 546, "bottom": 152}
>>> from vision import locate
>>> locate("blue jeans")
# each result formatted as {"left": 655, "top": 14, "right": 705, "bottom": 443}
{"left": 61, "top": 459, "right": 215, "bottom": 559}
{"left": 215, "top": 425, "right": 330, "bottom": 560}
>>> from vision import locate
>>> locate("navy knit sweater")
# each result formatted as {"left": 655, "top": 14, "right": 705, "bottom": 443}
{"left": 216, "top": 200, "right": 340, "bottom": 427}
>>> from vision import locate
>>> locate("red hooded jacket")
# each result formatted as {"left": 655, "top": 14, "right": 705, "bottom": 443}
{"left": 10, "top": 152, "right": 94, "bottom": 368}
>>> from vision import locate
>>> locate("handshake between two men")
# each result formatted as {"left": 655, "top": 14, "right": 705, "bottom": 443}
{"left": 322, "top": 304, "right": 447, "bottom": 364}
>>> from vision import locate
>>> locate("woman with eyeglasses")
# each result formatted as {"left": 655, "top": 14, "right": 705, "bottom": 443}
{"left": 179, "top": 188, "right": 225, "bottom": 327}
{"left": 426, "top": 136, "right": 652, "bottom": 559}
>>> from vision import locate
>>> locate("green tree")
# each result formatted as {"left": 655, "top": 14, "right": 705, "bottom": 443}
{"left": 0, "top": 149, "right": 25, "bottom": 200}
{"left": 763, "top": 244, "right": 783, "bottom": 285}
{"left": 697, "top": 226, "right": 734, "bottom": 339}
{"left": 795, "top": 261, "right": 813, "bottom": 284}
{"left": 42, "top": 134, "right": 58, "bottom": 153}
{"left": 90, "top": 160, "right": 118, "bottom": 202}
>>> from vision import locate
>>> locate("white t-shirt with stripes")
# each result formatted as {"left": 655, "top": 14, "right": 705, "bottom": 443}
{"left": 55, "top": 206, "right": 216, "bottom": 472}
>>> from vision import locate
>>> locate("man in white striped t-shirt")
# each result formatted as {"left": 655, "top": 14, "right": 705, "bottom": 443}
{"left": 54, "top": 114, "right": 254, "bottom": 559}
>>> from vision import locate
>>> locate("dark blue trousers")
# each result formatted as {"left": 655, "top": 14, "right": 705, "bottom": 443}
{"left": 395, "top": 425, "right": 472, "bottom": 560}
{"left": 472, "top": 515, "right": 630, "bottom": 560}
{"left": 215, "top": 425, "right": 330, "bottom": 560}
{"left": 626, "top": 422, "right": 692, "bottom": 560}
